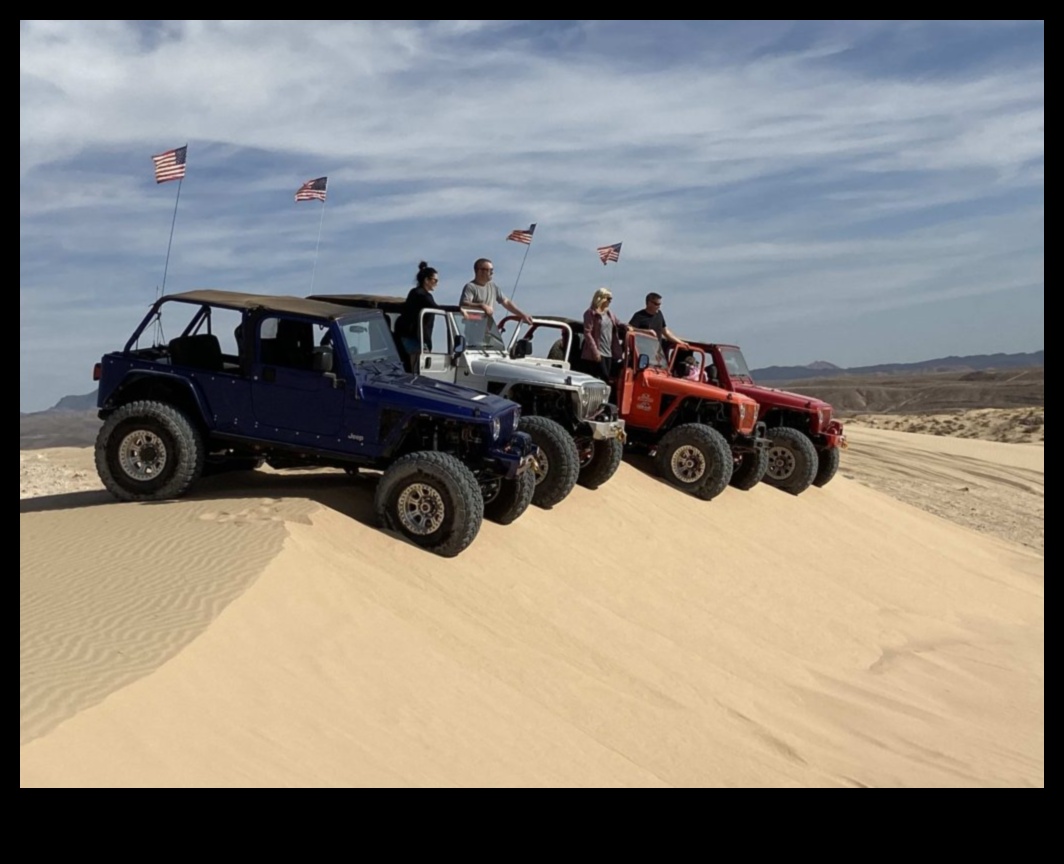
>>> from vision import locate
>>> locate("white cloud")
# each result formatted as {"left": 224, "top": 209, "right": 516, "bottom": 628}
{"left": 19, "top": 21, "right": 1044, "bottom": 411}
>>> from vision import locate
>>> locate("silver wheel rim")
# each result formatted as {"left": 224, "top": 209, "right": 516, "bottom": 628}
{"left": 670, "top": 444, "right": 706, "bottom": 483}
{"left": 531, "top": 450, "right": 550, "bottom": 485}
{"left": 118, "top": 429, "right": 169, "bottom": 481}
{"left": 396, "top": 483, "right": 446, "bottom": 535}
{"left": 766, "top": 445, "right": 796, "bottom": 480}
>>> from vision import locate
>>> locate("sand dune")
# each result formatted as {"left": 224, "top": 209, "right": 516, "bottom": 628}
{"left": 847, "top": 407, "right": 1043, "bottom": 445}
{"left": 838, "top": 427, "right": 1043, "bottom": 553}
{"left": 19, "top": 424, "right": 1044, "bottom": 787}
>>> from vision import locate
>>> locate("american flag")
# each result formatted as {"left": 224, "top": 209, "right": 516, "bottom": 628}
{"left": 597, "top": 242, "right": 622, "bottom": 265}
{"left": 152, "top": 145, "right": 187, "bottom": 184}
{"left": 507, "top": 223, "right": 536, "bottom": 244}
{"left": 295, "top": 176, "right": 328, "bottom": 202}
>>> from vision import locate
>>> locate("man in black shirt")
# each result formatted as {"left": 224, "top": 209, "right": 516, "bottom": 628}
{"left": 628, "top": 292, "right": 683, "bottom": 348}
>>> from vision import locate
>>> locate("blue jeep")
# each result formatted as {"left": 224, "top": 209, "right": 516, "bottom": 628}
{"left": 92, "top": 290, "right": 537, "bottom": 557}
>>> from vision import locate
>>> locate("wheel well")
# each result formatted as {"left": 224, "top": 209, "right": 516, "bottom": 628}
{"left": 661, "top": 397, "right": 731, "bottom": 437}
{"left": 507, "top": 384, "right": 575, "bottom": 428}
{"left": 102, "top": 376, "right": 206, "bottom": 434}
{"left": 760, "top": 408, "right": 812, "bottom": 434}
{"left": 389, "top": 416, "right": 492, "bottom": 465}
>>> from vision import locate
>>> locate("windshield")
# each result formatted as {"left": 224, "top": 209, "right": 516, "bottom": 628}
{"left": 633, "top": 332, "right": 668, "bottom": 370}
{"left": 454, "top": 310, "right": 507, "bottom": 353}
{"left": 339, "top": 315, "right": 402, "bottom": 366}
{"left": 719, "top": 346, "right": 752, "bottom": 380}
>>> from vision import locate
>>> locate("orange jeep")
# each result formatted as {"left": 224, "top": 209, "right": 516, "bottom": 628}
{"left": 503, "top": 317, "right": 769, "bottom": 501}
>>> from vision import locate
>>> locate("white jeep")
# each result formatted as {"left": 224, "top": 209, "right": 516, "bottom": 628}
{"left": 310, "top": 295, "right": 626, "bottom": 509}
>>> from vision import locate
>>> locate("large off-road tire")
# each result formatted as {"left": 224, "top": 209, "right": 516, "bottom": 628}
{"left": 519, "top": 415, "right": 580, "bottom": 509}
{"left": 762, "top": 427, "right": 818, "bottom": 495}
{"left": 729, "top": 447, "right": 769, "bottom": 491}
{"left": 813, "top": 446, "right": 841, "bottom": 488}
{"left": 374, "top": 452, "right": 483, "bottom": 557}
{"left": 483, "top": 469, "right": 536, "bottom": 525}
{"left": 577, "top": 437, "right": 624, "bottom": 490}
{"left": 95, "top": 400, "right": 205, "bottom": 501}
{"left": 654, "top": 423, "right": 733, "bottom": 501}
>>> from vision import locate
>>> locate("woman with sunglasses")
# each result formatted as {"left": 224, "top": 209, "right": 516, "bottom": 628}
{"left": 581, "top": 287, "right": 624, "bottom": 382}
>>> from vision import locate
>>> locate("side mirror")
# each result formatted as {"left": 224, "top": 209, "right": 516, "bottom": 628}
{"left": 706, "top": 363, "right": 718, "bottom": 384}
{"left": 512, "top": 338, "right": 533, "bottom": 359}
{"left": 637, "top": 353, "right": 651, "bottom": 371}
{"left": 313, "top": 345, "right": 334, "bottom": 373}
{"left": 452, "top": 335, "right": 466, "bottom": 357}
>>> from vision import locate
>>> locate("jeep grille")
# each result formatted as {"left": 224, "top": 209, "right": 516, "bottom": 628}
{"left": 576, "top": 381, "right": 610, "bottom": 421}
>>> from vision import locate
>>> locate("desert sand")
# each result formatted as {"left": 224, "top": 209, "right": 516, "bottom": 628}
{"left": 20, "top": 413, "right": 1044, "bottom": 787}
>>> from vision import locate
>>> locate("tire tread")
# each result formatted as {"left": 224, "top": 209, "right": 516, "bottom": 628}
{"left": 374, "top": 451, "right": 483, "bottom": 557}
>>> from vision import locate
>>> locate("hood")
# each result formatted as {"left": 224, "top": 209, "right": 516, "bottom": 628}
{"left": 734, "top": 383, "right": 831, "bottom": 413}
{"left": 643, "top": 370, "right": 758, "bottom": 408}
{"left": 511, "top": 356, "right": 570, "bottom": 372}
{"left": 362, "top": 372, "right": 517, "bottom": 419}
{"left": 464, "top": 353, "right": 595, "bottom": 389}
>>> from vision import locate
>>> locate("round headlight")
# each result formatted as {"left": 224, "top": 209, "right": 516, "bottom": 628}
{"left": 491, "top": 416, "right": 502, "bottom": 441}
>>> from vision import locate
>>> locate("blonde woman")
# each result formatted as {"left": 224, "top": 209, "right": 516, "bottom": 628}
{"left": 581, "top": 287, "right": 624, "bottom": 382}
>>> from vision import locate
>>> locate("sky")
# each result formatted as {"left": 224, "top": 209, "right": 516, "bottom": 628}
{"left": 20, "top": 20, "right": 1044, "bottom": 412}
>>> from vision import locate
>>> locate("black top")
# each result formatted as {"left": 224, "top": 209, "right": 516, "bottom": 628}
{"left": 395, "top": 286, "right": 440, "bottom": 348}
{"left": 628, "top": 308, "right": 666, "bottom": 338}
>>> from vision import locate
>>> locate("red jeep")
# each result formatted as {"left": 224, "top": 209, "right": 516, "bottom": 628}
{"left": 690, "top": 342, "right": 847, "bottom": 493}
{"left": 502, "top": 317, "right": 769, "bottom": 501}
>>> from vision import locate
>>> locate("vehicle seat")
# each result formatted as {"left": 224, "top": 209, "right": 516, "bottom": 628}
{"left": 268, "top": 319, "right": 314, "bottom": 369}
{"left": 169, "top": 334, "right": 223, "bottom": 371}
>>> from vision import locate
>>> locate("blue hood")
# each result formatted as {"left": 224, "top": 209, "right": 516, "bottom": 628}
{"left": 361, "top": 371, "right": 518, "bottom": 420}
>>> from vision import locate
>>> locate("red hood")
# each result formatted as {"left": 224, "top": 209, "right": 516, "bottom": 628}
{"left": 732, "top": 382, "right": 831, "bottom": 413}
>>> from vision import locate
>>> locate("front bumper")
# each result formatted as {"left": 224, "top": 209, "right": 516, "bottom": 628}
{"left": 733, "top": 422, "right": 770, "bottom": 454}
{"left": 584, "top": 417, "right": 627, "bottom": 443}
{"left": 817, "top": 420, "right": 847, "bottom": 450}
{"left": 487, "top": 431, "right": 539, "bottom": 479}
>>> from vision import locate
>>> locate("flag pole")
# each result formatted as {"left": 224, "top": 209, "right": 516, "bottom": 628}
{"left": 596, "top": 242, "right": 623, "bottom": 293}
{"left": 505, "top": 223, "right": 537, "bottom": 305}
{"left": 509, "top": 241, "right": 533, "bottom": 305}
{"left": 160, "top": 178, "right": 183, "bottom": 296}
{"left": 151, "top": 284, "right": 164, "bottom": 346}
{"left": 309, "top": 198, "right": 327, "bottom": 294}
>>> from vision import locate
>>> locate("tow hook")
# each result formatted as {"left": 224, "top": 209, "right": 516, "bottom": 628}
{"left": 519, "top": 453, "right": 539, "bottom": 476}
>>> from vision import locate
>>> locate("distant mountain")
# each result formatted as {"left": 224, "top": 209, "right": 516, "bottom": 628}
{"left": 752, "top": 351, "right": 1043, "bottom": 382}
{"left": 20, "top": 390, "right": 100, "bottom": 449}
{"left": 20, "top": 409, "right": 100, "bottom": 449}
{"left": 52, "top": 391, "right": 98, "bottom": 411}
